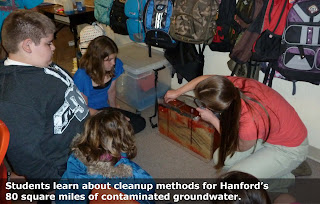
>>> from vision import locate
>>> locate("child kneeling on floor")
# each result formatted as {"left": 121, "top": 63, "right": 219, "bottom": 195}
{"left": 56, "top": 109, "right": 155, "bottom": 204}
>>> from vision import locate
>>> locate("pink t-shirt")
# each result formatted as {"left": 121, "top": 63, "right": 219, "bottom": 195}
{"left": 226, "top": 76, "right": 307, "bottom": 147}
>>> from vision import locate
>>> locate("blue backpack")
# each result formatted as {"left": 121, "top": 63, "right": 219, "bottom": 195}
{"left": 125, "top": 0, "right": 147, "bottom": 42}
{"left": 143, "top": 0, "right": 176, "bottom": 49}
{"left": 94, "top": 0, "right": 114, "bottom": 25}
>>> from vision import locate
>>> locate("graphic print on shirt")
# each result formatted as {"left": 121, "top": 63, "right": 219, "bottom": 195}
{"left": 44, "top": 64, "right": 89, "bottom": 134}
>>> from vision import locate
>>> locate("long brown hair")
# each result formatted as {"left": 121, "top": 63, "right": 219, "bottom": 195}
{"left": 79, "top": 36, "right": 118, "bottom": 86}
{"left": 72, "top": 109, "right": 137, "bottom": 165}
{"left": 194, "top": 76, "right": 270, "bottom": 169}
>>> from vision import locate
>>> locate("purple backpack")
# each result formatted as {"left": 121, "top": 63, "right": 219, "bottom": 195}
{"left": 271, "top": 0, "right": 320, "bottom": 94}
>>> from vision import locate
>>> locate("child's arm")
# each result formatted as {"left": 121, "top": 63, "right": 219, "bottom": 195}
{"left": 4, "top": 105, "right": 62, "bottom": 182}
{"left": 108, "top": 58, "right": 123, "bottom": 109}
{"left": 196, "top": 107, "right": 221, "bottom": 133}
{"left": 80, "top": 92, "right": 99, "bottom": 116}
{"left": 108, "top": 80, "right": 118, "bottom": 108}
{"left": 164, "top": 75, "right": 213, "bottom": 103}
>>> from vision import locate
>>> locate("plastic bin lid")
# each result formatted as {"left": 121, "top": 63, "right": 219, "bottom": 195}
{"left": 117, "top": 43, "right": 170, "bottom": 75}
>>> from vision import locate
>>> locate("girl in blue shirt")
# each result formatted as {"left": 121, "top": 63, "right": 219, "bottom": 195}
{"left": 74, "top": 36, "right": 145, "bottom": 133}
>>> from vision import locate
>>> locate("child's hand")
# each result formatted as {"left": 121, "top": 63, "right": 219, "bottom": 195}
{"left": 164, "top": 90, "right": 180, "bottom": 103}
{"left": 196, "top": 107, "right": 217, "bottom": 123}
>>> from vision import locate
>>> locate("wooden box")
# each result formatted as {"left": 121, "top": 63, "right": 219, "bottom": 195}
{"left": 158, "top": 99, "right": 220, "bottom": 161}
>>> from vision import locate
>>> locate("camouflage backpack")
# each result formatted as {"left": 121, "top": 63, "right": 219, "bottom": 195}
{"left": 169, "top": 0, "right": 220, "bottom": 44}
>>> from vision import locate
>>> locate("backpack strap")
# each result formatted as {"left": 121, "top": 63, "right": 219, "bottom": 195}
{"left": 270, "top": 0, "right": 287, "bottom": 33}
{"left": 297, "top": 25, "right": 320, "bottom": 45}
{"left": 262, "top": 62, "right": 276, "bottom": 87}
{"left": 139, "top": 0, "right": 145, "bottom": 19}
{"left": 231, "top": 62, "right": 239, "bottom": 76}
{"left": 92, "top": 22, "right": 107, "bottom": 36}
{"left": 268, "top": 66, "right": 276, "bottom": 87}
{"left": 312, "top": 28, "right": 320, "bottom": 45}
{"left": 263, "top": 62, "right": 272, "bottom": 84}
{"left": 293, "top": 4, "right": 310, "bottom": 22}
{"left": 315, "top": 13, "right": 320, "bottom": 22}
{"left": 149, "top": 65, "right": 166, "bottom": 128}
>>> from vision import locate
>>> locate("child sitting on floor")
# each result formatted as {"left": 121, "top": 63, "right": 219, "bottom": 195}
{"left": 74, "top": 35, "right": 146, "bottom": 134}
{"left": 0, "top": 10, "right": 89, "bottom": 184}
{"left": 56, "top": 109, "right": 155, "bottom": 204}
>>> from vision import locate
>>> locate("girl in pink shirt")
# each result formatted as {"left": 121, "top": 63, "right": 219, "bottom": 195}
{"left": 165, "top": 75, "right": 308, "bottom": 181}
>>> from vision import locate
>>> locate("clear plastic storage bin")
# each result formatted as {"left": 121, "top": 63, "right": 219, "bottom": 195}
{"left": 116, "top": 43, "right": 172, "bottom": 111}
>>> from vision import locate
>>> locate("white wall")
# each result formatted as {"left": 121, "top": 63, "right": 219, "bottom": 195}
{"left": 171, "top": 48, "right": 320, "bottom": 161}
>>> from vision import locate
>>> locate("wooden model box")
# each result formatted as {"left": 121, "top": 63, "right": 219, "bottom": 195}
{"left": 158, "top": 99, "right": 220, "bottom": 161}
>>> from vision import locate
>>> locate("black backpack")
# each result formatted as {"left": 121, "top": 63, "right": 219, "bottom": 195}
{"left": 110, "top": 0, "right": 129, "bottom": 35}
{"left": 165, "top": 42, "right": 204, "bottom": 83}
{"left": 251, "top": 0, "right": 290, "bottom": 62}
{"left": 209, "top": 0, "right": 240, "bottom": 52}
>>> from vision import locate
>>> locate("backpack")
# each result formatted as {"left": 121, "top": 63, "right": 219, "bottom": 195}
{"left": 110, "top": 0, "right": 129, "bottom": 35}
{"left": 94, "top": 0, "right": 114, "bottom": 25}
{"left": 235, "top": 0, "right": 256, "bottom": 28}
{"left": 143, "top": 0, "right": 177, "bottom": 49}
{"left": 251, "top": 0, "right": 293, "bottom": 62}
{"left": 165, "top": 42, "right": 205, "bottom": 82}
{"left": 169, "top": 0, "right": 219, "bottom": 44}
{"left": 209, "top": 0, "right": 240, "bottom": 52}
{"left": 79, "top": 22, "right": 106, "bottom": 55}
{"left": 229, "top": 0, "right": 266, "bottom": 64}
{"left": 125, "top": 0, "right": 147, "bottom": 42}
{"left": 266, "top": 0, "right": 320, "bottom": 94}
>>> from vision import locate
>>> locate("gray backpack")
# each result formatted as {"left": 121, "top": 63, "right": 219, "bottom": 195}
{"left": 169, "top": 0, "right": 219, "bottom": 44}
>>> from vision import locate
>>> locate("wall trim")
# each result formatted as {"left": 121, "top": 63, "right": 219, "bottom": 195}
{"left": 308, "top": 146, "right": 320, "bottom": 163}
